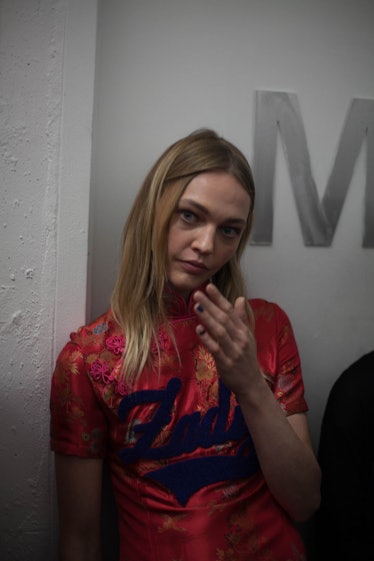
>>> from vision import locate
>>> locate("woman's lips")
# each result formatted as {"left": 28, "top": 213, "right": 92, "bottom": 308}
{"left": 179, "top": 260, "right": 208, "bottom": 274}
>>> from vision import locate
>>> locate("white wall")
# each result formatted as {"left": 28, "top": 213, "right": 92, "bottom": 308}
{"left": 90, "top": 0, "right": 374, "bottom": 454}
{"left": 0, "top": 0, "right": 97, "bottom": 559}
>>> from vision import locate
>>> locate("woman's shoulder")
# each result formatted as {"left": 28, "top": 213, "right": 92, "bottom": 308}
{"left": 65, "top": 309, "right": 121, "bottom": 352}
{"left": 249, "top": 297, "right": 289, "bottom": 322}
{"left": 249, "top": 298, "right": 297, "bottom": 349}
{"left": 55, "top": 310, "right": 125, "bottom": 375}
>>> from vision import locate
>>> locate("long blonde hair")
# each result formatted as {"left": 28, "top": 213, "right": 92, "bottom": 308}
{"left": 111, "top": 129, "right": 255, "bottom": 383}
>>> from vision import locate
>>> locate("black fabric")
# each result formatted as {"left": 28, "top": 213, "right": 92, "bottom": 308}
{"left": 316, "top": 351, "right": 374, "bottom": 561}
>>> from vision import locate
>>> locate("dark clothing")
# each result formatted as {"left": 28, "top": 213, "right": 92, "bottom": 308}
{"left": 316, "top": 351, "right": 374, "bottom": 561}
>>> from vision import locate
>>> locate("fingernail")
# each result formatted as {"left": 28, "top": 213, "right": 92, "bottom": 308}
{"left": 198, "top": 328, "right": 206, "bottom": 335}
{"left": 197, "top": 304, "right": 204, "bottom": 312}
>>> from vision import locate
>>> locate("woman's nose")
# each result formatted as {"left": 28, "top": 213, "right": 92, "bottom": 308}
{"left": 191, "top": 226, "right": 215, "bottom": 254}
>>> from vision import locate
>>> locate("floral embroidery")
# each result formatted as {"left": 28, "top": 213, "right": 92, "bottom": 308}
{"left": 125, "top": 419, "right": 142, "bottom": 445}
{"left": 69, "top": 402, "right": 85, "bottom": 422}
{"left": 157, "top": 513, "right": 188, "bottom": 534}
{"left": 90, "top": 358, "right": 113, "bottom": 384}
{"left": 115, "top": 380, "right": 128, "bottom": 396}
{"left": 106, "top": 334, "right": 125, "bottom": 354}
{"left": 80, "top": 429, "right": 103, "bottom": 453}
{"left": 222, "top": 484, "right": 240, "bottom": 500}
{"left": 93, "top": 321, "right": 108, "bottom": 335}
{"left": 150, "top": 328, "right": 179, "bottom": 374}
{"left": 61, "top": 349, "right": 82, "bottom": 377}
{"left": 151, "top": 329, "right": 172, "bottom": 354}
{"left": 194, "top": 345, "right": 215, "bottom": 381}
{"left": 159, "top": 329, "right": 172, "bottom": 350}
{"left": 89, "top": 428, "right": 103, "bottom": 454}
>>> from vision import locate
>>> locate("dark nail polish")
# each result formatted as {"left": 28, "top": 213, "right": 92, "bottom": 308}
{"left": 197, "top": 304, "right": 204, "bottom": 312}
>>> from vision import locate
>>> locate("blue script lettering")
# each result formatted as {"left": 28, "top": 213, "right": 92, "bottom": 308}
{"left": 118, "top": 377, "right": 252, "bottom": 462}
{"left": 117, "top": 377, "right": 260, "bottom": 505}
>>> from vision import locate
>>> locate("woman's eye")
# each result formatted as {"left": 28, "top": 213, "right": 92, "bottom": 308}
{"left": 179, "top": 210, "right": 196, "bottom": 223}
{"left": 221, "top": 226, "right": 240, "bottom": 238}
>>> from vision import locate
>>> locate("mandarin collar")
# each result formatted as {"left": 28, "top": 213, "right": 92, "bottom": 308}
{"left": 163, "top": 282, "right": 208, "bottom": 318}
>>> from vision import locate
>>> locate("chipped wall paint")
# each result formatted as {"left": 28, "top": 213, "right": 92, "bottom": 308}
{"left": 0, "top": 2, "right": 63, "bottom": 557}
{"left": 0, "top": 1, "right": 97, "bottom": 559}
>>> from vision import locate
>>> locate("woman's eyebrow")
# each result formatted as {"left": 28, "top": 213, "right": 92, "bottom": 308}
{"left": 178, "top": 198, "right": 246, "bottom": 224}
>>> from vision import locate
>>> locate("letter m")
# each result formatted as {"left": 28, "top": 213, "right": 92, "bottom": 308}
{"left": 251, "top": 91, "right": 374, "bottom": 247}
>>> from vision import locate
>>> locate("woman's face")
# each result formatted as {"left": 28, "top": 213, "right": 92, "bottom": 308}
{"left": 166, "top": 171, "right": 251, "bottom": 299}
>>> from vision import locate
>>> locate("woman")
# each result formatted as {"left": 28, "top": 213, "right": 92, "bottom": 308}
{"left": 50, "top": 129, "right": 321, "bottom": 560}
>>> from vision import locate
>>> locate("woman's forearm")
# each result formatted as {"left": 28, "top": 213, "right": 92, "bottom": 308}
{"left": 236, "top": 377, "right": 321, "bottom": 522}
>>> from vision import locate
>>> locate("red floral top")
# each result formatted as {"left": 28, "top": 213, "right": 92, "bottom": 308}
{"left": 50, "top": 297, "right": 308, "bottom": 561}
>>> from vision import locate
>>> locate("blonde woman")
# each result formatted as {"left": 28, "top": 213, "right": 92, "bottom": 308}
{"left": 50, "top": 129, "right": 320, "bottom": 561}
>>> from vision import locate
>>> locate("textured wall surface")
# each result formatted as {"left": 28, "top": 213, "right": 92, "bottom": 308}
{"left": 0, "top": 1, "right": 97, "bottom": 558}
{"left": 0, "top": 2, "right": 64, "bottom": 557}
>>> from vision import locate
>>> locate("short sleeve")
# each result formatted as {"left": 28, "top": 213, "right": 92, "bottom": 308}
{"left": 252, "top": 299, "right": 308, "bottom": 417}
{"left": 50, "top": 340, "right": 108, "bottom": 458}
{"left": 273, "top": 303, "right": 308, "bottom": 415}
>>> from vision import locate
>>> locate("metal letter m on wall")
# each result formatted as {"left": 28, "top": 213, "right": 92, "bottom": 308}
{"left": 251, "top": 91, "right": 374, "bottom": 247}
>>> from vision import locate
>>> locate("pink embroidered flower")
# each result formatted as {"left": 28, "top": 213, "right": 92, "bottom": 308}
{"left": 90, "top": 358, "right": 113, "bottom": 384}
{"left": 159, "top": 330, "right": 172, "bottom": 350}
{"left": 106, "top": 335, "right": 125, "bottom": 355}
{"left": 151, "top": 329, "right": 172, "bottom": 353}
{"left": 115, "top": 380, "right": 128, "bottom": 396}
